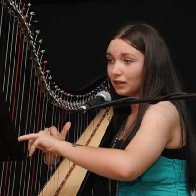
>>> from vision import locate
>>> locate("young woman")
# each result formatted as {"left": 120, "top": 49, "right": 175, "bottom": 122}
{"left": 18, "top": 22, "right": 196, "bottom": 195}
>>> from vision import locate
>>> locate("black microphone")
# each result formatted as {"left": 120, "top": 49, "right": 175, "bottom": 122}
{"left": 80, "top": 90, "right": 111, "bottom": 110}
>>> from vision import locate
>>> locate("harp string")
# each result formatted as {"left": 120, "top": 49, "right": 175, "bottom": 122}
{"left": 1, "top": 1, "right": 27, "bottom": 196}
{"left": 0, "top": 0, "right": 110, "bottom": 195}
{"left": 0, "top": 2, "right": 44, "bottom": 195}
{"left": 38, "top": 107, "right": 113, "bottom": 196}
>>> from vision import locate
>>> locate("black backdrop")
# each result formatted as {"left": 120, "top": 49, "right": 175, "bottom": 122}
{"left": 31, "top": 0, "right": 195, "bottom": 90}
{"left": 0, "top": 1, "right": 195, "bottom": 195}
{"left": 31, "top": 0, "right": 196, "bottom": 120}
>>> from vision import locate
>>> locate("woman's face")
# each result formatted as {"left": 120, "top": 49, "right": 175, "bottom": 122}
{"left": 107, "top": 38, "right": 144, "bottom": 97}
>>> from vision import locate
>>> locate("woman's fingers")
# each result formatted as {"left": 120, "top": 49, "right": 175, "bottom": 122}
{"left": 18, "top": 133, "right": 39, "bottom": 142}
{"left": 28, "top": 139, "right": 34, "bottom": 151}
{"left": 18, "top": 129, "right": 60, "bottom": 157}
{"left": 28, "top": 138, "right": 40, "bottom": 156}
{"left": 49, "top": 126, "right": 59, "bottom": 138}
{"left": 61, "top": 122, "right": 71, "bottom": 139}
{"left": 18, "top": 123, "right": 71, "bottom": 143}
{"left": 17, "top": 124, "right": 70, "bottom": 157}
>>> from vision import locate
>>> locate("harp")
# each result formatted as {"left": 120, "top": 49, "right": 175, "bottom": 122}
{"left": 0, "top": 0, "right": 113, "bottom": 195}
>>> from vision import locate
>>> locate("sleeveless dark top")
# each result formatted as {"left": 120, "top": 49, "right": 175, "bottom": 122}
{"left": 161, "top": 146, "right": 186, "bottom": 160}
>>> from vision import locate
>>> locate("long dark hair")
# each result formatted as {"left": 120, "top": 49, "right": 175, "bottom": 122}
{"left": 109, "top": 22, "right": 196, "bottom": 192}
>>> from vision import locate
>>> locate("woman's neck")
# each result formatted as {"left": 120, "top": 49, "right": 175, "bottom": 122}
{"left": 131, "top": 104, "right": 139, "bottom": 115}
{"left": 118, "top": 104, "right": 139, "bottom": 140}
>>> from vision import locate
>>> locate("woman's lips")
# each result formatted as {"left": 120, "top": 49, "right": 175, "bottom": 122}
{"left": 113, "top": 80, "right": 126, "bottom": 87}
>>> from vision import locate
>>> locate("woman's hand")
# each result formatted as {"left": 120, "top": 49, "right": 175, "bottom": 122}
{"left": 18, "top": 122, "right": 71, "bottom": 158}
{"left": 44, "top": 122, "right": 71, "bottom": 164}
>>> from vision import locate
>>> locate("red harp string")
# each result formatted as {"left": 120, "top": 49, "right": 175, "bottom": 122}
{"left": 0, "top": 0, "right": 111, "bottom": 195}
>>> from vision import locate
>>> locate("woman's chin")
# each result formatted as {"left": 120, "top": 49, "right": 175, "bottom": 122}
{"left": 115, "top": 89, "right": 127, "bottom": 96}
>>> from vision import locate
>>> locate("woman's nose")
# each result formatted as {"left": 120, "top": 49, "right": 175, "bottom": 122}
{"left": 111, "top": 62, "right": 122, "bottom": 75}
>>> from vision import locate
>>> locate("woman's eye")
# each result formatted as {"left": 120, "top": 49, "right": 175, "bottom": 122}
{"left": 107, "top": 58, "right": 114, "bottom": 64}
{"left": 124, "top": 59, "right": 132, "bottom": 64}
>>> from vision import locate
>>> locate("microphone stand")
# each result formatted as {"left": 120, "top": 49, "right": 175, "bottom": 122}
{"left": 84, "top": 92, "right": 196, "bottom": 111}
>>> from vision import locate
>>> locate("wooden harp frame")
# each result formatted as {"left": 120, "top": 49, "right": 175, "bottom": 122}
{"left": 0, "top": 0, "right": 112, "bottom": 195}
